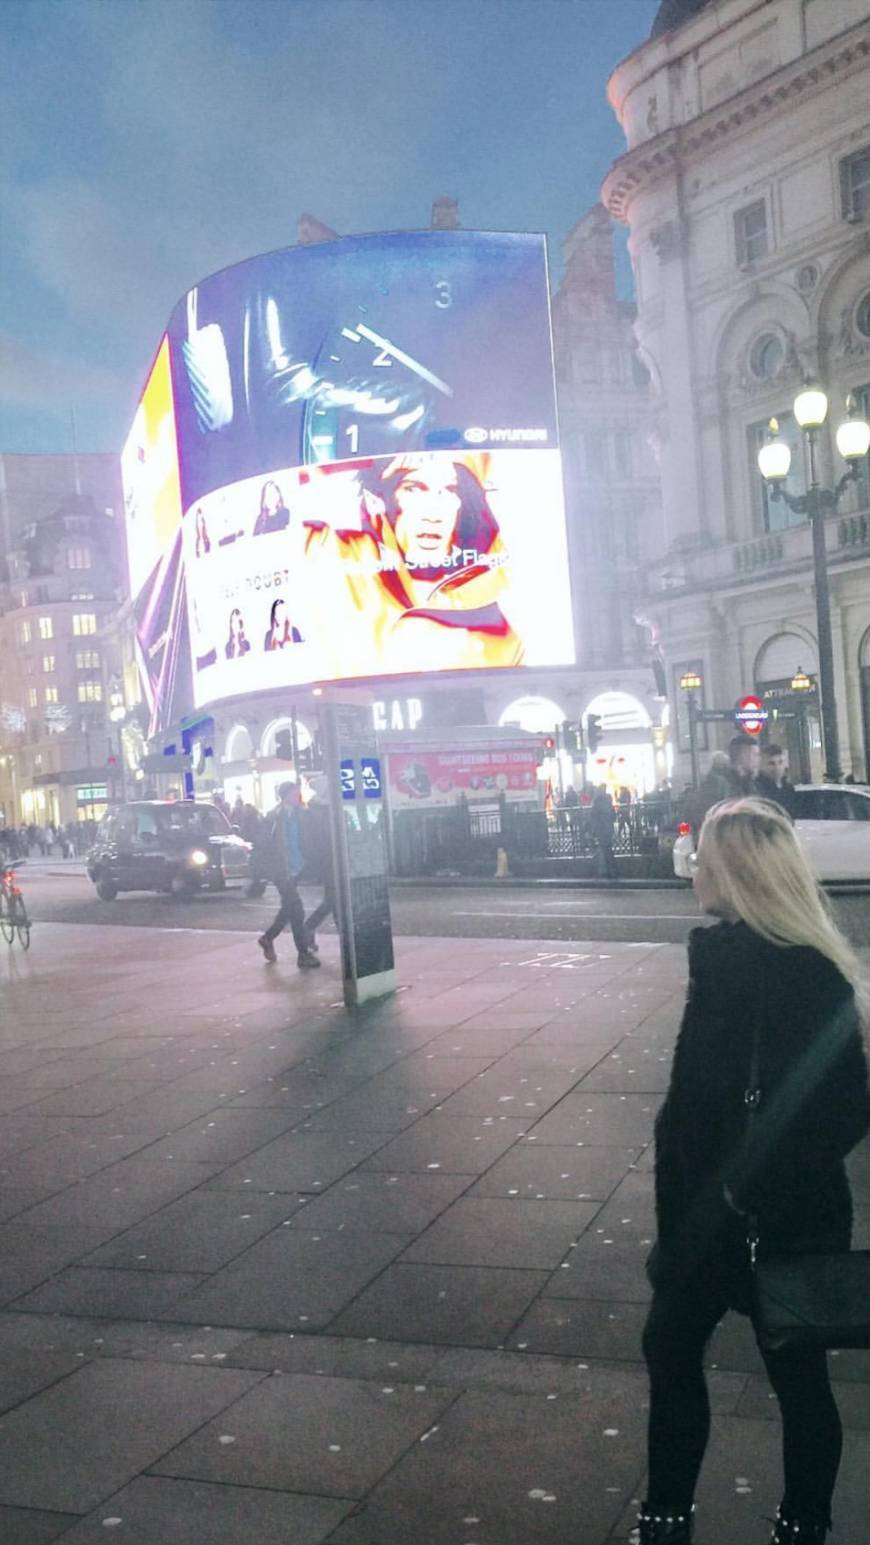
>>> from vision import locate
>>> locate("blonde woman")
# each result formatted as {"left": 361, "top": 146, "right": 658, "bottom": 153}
{"left": 638, "top": 799, "right": 870, "bottom": 1545}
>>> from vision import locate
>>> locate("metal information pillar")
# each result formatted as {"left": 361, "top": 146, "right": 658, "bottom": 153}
{"left": 320, "top": 689, "right": 396, "bottom": 1009}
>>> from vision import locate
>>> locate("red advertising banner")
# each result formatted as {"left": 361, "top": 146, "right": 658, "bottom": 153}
{"left": 386, "top": 747, "right": 540, "bottom": 809}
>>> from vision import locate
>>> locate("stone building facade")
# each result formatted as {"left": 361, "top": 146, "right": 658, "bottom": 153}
{"left": 0, "top": 474, "right": 127, "bottom": 828}
{"left": 603, "top": 0, "right": 870, "bottom": 779}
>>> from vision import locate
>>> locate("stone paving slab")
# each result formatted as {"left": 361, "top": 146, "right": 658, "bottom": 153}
{"left": 0, "top": 922, "right": 868, "bottom": 1544}
{"left": 51, "top": 1477, "right": 351, "bottom": 1545}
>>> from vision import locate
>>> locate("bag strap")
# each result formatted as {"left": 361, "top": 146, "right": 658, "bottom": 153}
{"left": 743, "top": 995, "right": 763, "bottom": 1269}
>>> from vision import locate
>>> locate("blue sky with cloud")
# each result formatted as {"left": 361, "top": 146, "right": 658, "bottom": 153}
{"left": 0, "top": 0, "right": 657, "bottom": 454}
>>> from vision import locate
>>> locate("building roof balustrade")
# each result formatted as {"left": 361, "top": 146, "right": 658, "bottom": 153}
{"left": 646, "top": 504, "right": 870, "bottom": 596}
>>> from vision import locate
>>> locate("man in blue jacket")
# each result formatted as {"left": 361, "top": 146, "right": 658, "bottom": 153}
{"left": 257, "top": 782, "right": 320, "bottom": 969}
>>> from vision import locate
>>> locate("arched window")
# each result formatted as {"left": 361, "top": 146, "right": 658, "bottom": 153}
{"left": 260, "top": 717, "right": 313, "bottom": 757}
{"left": 223, "top": 724, "right": 254, "bottom": 762}
{"left": 583, "top": 690, "right": 651, "bottom": 730}
{"left": 498, "top": 696, "right": 565, "bottom": 733}
{"left": 754, "top": 632, "right": 817, "bottom": 685}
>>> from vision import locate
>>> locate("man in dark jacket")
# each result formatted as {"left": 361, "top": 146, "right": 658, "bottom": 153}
{"left": 590, "top": 787, "right": 617, "bottom": 878}
{"left": 726, "top": 733, "right": 760, "bottom": 797}
{"left": 756, "top": 742, "right": 797, "bottom": 818}
{"left": 256, "top": 782, "right": 320, "bottom": 969}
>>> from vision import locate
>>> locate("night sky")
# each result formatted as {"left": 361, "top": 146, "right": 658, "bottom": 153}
{"left": 0, "top": 0, "right": 658, "bottom": 455}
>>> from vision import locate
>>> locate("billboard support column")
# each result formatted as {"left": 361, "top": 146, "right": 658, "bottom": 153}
{"left": 320, "top": 688, "right": 396, "bottom": 1010}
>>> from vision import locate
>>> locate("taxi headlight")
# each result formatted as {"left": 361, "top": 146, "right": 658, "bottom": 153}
{"left": 189, "top": 849, "right": 209, "bottom": 867}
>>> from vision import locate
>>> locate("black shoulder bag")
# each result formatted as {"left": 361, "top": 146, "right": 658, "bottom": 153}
{"left": 744, "top": 1011, "right": 870, "bottom": 1353}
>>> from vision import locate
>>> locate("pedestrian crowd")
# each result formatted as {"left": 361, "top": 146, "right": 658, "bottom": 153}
{"left": 0, "top": 819, "right": 95, "bottom": 864}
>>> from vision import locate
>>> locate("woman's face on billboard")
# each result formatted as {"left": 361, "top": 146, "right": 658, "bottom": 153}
{"left": 392, "top": 465, "right": 461, "bottom": 566}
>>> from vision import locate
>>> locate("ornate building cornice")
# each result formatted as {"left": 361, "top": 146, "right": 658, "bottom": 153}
{"left": 602, "top": 21, "right": 870, "bottom": 222}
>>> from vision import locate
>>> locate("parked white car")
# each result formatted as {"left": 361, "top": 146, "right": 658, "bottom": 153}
{"left": 673, "top": 784, "right": 870, "bottom": 883}
{"left": 791, "top": 784, "right": 870, "bottom": 882}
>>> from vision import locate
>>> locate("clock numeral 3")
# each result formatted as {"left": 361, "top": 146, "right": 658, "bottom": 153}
{"left": 434, "top": 280, "right": 452, "bottom": 309}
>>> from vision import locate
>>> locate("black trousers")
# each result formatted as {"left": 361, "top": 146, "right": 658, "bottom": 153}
{"left": 643, "top": 1275, "right": 842, "bottom": 1527}
{"left": 262, "top": 877, "right": 308, "bottom": 952}
{"left": 304, "top": 882, "right": 335, "bottom": 938}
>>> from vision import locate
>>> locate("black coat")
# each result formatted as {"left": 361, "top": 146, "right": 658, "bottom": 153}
{"left": 653, "top": 921, "right": 870, "bottom": 1295}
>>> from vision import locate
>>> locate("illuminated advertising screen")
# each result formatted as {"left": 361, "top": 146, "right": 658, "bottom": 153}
{"left": 122, "top": 231, "right": 574, "bottom": 731}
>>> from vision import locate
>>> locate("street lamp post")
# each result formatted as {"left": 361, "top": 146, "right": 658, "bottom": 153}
{"left": 679, "top": 670, "right": 703, "bottom": 788}
{"left": 758, "top": 391, "right": 870, "bottom": 782}
{"left": 789, "top": 667, "right": 815, "bottom": 783}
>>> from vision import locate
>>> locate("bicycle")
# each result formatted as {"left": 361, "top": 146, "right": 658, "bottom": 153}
{"left": 0, "top": 860, "right": 31, "bottom": 950}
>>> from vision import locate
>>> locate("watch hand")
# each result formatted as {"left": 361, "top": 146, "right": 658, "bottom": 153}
{"left": 355, "top": 324, "right": 453, "bottom": 397}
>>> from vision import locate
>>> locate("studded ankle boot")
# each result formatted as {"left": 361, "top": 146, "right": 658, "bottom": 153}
{"left": 769, "top": 1503, "right": 829, "bottom": 1543}
{"left": 632, "top": 1501, "right": 694, "bottom": 1543}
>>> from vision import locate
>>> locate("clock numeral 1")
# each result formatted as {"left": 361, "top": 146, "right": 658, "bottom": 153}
{"left": 345, "top": 423, "right": 359, "bottom": 454}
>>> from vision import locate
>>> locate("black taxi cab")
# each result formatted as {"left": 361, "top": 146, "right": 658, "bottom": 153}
{"left": 87, "top": 800, "right": 251, "bottom": 900}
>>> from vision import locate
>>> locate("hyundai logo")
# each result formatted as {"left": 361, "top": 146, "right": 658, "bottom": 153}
{"left": 463, "top": 426, "right": 488, "bottom": 444}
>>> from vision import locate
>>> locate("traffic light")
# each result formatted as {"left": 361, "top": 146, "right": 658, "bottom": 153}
{"left": 561, "top": 722, "right": 580, "bottom": 753}
{"left": 543, "top": 735, "right": 556, "bottom": 755}
{"left": 274, "top": 729, "right": 294, "bottom": 761}
{"left": 586, "top": 714, "right": 602, "bottom": 753}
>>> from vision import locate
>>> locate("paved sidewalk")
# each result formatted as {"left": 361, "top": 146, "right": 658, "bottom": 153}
{"left": 0, "top": 924, "right": 868, "bottom": 1544}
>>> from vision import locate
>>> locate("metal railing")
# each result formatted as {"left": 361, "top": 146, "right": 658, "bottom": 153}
{"left": 390, "top": 798, "right": 677, "bottom": 876}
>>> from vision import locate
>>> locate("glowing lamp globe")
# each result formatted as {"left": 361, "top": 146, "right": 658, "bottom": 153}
{"left": 835, "top": 398, "right": 870, "bottom": 463}
{"left": 793, "top": 385, "right": 828, "bottom": 430}
{"left": 757, "top": 421, "right": 791, "bottom": 482}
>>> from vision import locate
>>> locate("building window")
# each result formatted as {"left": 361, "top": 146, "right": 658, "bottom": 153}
{"left": 853, "top": 385, "right": 870, "bottom": 509}
{"left": 75, "top": 649, "right": 101, "bottom": 670}
{"left": 28, "top": 688, "right": 38, "bottom": 709}
{"left": 841, "top": 146, "right": 870, "bottom": 220}
{"left": 44, "top": 685, "right": 59, "bottom": 704}
{"left": 42, "top": 655, "right": 55, "bottom": 674}
{"left": 71, "top": 590, "right": 95, "bottom": 601}
{"left": 19, "top": 591, "right": 28, "bottom": 609}
{"left": 38, "top": 615, "right": 53, "bottom": 640}
{"left": 750, "top": 413, "right": 806, "bottom": 532}
{"left": 77, "top": 680, "right": 103, "bottom": 703}
{"left": 66, "top": 547, "right": 92, "bottom": 570}
{"left": 734, "top": 200, "right": 768, "bottom": 266}
{"left": 856, "top": 292, "right": 870, "bottom": 340}
{"left": 19, "top": 620, "right": 31, "bottom": 646}
{"left": 749, "top": 332, "right": 784, "bottom": 381}
{"left": 72, "top": 613, "right": 97, "bottom": 636}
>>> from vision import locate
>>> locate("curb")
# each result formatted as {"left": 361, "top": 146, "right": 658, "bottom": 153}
{"left": 389, "top": 875, "right": 686, "bottom": 891}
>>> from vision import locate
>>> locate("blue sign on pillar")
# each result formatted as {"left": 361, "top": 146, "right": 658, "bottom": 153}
{"left": 360, "top": 756, "right": 382, "bottom": 799}
{"left": 339, "top": 760, "right": 356, "bottom": 801}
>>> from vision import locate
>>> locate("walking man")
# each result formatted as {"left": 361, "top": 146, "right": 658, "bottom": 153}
{"left": 257, "top": 782, "right": 320, "bottom": 969}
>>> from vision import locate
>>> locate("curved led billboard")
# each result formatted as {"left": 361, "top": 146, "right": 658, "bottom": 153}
{"left": 122, "top": 231, "right": 574, "bottom": 733}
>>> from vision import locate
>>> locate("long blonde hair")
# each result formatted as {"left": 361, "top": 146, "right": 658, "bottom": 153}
{"left": 697, "top": 798, "right": 868, "bottom": 1021}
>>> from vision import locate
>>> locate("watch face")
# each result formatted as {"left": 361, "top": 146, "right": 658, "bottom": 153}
{"left": 301, "top": 306, "right": 454, "bottom": 464}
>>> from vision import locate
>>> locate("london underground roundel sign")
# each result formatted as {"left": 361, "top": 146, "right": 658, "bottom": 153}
{"left": 734, "top": 694, "right": 768, "bottom": 736}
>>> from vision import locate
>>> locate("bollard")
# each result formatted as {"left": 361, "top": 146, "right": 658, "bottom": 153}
{"left": 495, "top": 846, "right": 510, "bottom": 879}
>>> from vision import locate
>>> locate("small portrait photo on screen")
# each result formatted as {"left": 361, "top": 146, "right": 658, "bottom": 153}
{"left": 225, "top": 607, "right": 251, "bottom": 659}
